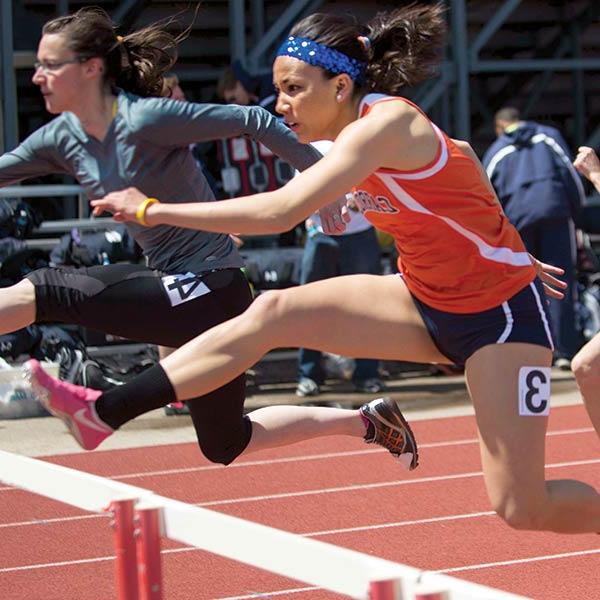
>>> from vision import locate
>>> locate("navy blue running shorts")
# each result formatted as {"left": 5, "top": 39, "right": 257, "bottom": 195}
{"left": 410, "top": 278, "right": 554, "bottom": 366}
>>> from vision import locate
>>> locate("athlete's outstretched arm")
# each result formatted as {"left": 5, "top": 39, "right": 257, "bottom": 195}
{"left": 136, "top": 97, "right": 322, "bottom": 172}
{"left": 92, "top": 112, "right": 404, "bottom": 235}
{"left": 0, "top": 127, "right": 68, "bottom": 186}
{"left": 574, "top": 146, "right": 600, "bottom": 192}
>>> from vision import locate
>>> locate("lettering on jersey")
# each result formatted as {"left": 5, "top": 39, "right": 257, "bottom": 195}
{"left": 352, "top": 190, "right": 399, "bottom": 215}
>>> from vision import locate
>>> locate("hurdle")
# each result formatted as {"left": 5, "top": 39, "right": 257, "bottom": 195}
{"left": 0, "top": 449, "right": 530, "bottom": 600}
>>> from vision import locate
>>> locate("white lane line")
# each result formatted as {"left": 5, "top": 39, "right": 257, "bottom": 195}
{"left": 218, "top": 587, "right": 319, "bottom": 599}
{"left": 0, "top": 555, "right": 113, "bottom": 573}
{"left": 0, "top": 510, "right": 495, "bottom": 533}
{"left": 199, "top": 471, "right": 484, "bottom": 506}
{"left": 217, "top": 548, "right": 600, "bottom": 599}
{"left": 3, "top": 540, "right": 599, "bottom": 592}
{"left": 80, "top": 426, "right": 600, "bottom": 483}
{"left": 197, "top": 457, "right": 600, "bottom": 507}
{"left": 113, "top": 426, "right": 597, "bottom": 480}
{"left": 434, "top": 547, "right": 600, "bottom": 574}
{"left": 0, "top": 426, "right": 594, "bottom": 492}
{"left": 304, "top": 511, "right": 496, "bottom": 537}
{"left": 0, "top": 513, "right": 105, "bottom": 529}
{"left": 2, "top": 457, "right": 599, "bottom": 530}
{"left": 0, "top": 546, "right": 195, "bottom": 574}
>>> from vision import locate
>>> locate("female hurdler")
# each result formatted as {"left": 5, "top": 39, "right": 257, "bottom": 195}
{"left": 0, "top": 6, "right": 354, "bottom": 466}
{"left": 29, "top": 4, "right": 600, "bottom": 533}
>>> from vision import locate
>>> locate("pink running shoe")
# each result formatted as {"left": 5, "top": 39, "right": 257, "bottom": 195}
{"left": 24, "top": 359, "right": 113, "bottom": 450}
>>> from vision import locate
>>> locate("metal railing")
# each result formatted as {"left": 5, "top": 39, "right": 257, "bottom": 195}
{"left": 0, "top": 184, "right": 116, "bottom": 250}
{"left": 0, "top": 184, "right": 88, "bottom": 219}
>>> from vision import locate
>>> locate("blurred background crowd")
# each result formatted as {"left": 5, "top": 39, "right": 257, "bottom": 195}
{"left": 1, "top": 0, "right": 599, "bottom": 411}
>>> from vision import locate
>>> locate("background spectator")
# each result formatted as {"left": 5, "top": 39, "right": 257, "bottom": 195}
{"left": 217, "top": 59, "right": 277, "bottom": 113}
{"left": 296, "top": 141, "right": 385, "bottom": 397}
{"left": 483, "top": 107, "right": 586, "bottom": 369}
{"left": 162, "top": 72, "right": 221, "bottom": 199}
{"left": 215, "top": 61, "right": 298, "bottom": 246}
{"left": 163, "top": 72, "right": 187, "bottom": 101}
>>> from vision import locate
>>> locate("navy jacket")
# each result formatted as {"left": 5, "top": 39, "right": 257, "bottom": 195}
{"left": 483, "top": 121, "right": 585, "bottom": 229}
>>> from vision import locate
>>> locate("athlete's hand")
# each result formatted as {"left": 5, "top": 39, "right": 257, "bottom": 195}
{"left": 91, "top": 187, "right": 147, "bottom": 222}
{"left": 230, "top": 234, "right": 244, "bottom": 248}
{"left": 319, "top": 195, "right": 351, "bottom": 235}
{"left": 529, "top": 254, "right": 567, "bottom": 300}
{"left": 573, "top": 146, "right": 600, "bottom": 182}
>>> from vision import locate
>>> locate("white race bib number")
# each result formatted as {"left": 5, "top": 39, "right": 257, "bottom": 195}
{"left": 162, "top": 272, "right": 211, "bottom": 307}
{"left": 518, "top": 366, "right": 551, "bottom": 416}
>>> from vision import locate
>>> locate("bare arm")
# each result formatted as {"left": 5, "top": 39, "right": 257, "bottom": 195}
{"left": 91, "top": 111, "right": 405, "bottom": 235}
{"left": 574, "top": 146, "right": 600, "bottom": 192}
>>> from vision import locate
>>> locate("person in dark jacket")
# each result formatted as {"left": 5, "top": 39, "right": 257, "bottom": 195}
{"left": 572, "top": 145, "right": 600, "bottom": 439}
{"left": 218, "top": 60, "right": 277, "bottom": 114}
{"left": 483, "top": 107, "right": 586, "bottom": 369}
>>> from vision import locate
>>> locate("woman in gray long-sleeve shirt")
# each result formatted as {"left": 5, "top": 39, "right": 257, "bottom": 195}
{"left": 0, "top": 7, "right": 321, "bottom": 463}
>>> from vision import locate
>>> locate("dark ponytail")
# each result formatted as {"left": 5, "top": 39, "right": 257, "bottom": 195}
{"left": 42, "top": 7, "right": 192, "bottom": 98}
{"left": 366, "top": 3, "right": 446, "bottom": 93}
{"left": 289, "top": 2, "right": 446, "bottom": 95}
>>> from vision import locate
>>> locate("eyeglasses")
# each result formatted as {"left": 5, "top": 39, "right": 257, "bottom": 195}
{"left": 33, "top": 58, "right": 87, "bottom": 74}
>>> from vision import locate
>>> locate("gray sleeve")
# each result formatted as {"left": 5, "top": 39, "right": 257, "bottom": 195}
{"left": 0, "top": 127, "right": 67, "bottom": 187}
{"left": 135, "top": 98, "right": 323, "bottom": 172}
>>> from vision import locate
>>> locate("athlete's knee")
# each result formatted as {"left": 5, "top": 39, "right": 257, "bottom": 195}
{"left": 198, "top": 442, "right": 239, "bottom": 466}
{"left": 571, "top": 343, "right": 600, "bottom": 391}
{"left": 196, "top": 417, "right": 252, "bottom": 466}
{"left": 4, "top": 278, "right": 36, "bottom": 304}
{"left": 0, "top": 279, "right": 37, "bottom": 329}
{"left": 246, "top": 289, "right": 287, "bottom": 325}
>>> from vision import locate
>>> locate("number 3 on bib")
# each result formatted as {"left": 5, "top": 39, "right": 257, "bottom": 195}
{"left": 518, "top": 366, "right": 551, "bottom": 416}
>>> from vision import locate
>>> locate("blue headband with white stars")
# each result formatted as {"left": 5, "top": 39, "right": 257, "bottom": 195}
{"left": 276, "top": 36, "right": 366, "bottom": 83}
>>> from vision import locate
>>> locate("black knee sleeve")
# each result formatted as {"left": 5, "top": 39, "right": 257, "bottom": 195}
{"left": 196, "top": 415, "right": 252, "bottom": 465}
{"left": 187, "top": 373, "right": 251, "bottom": 465}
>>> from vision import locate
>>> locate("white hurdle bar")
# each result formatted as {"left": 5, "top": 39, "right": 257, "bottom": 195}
{"left": 0, "top": 450, "right": 530, "bottom": 600}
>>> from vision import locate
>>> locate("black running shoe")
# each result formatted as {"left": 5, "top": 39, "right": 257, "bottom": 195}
{"left": 359, "top": 397, "right": 419, "bottom": 470}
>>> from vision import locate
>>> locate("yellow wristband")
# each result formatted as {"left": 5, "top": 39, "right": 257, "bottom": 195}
{"left": 136, "top": 197, "right": 159, "bottom": 226}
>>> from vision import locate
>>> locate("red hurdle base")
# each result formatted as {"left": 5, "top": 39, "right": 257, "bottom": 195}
{"left": 370, "top": 579, "right": 400, "bottom": 600}
{"left": 136, "top": 506, "right": 163, "bottom": 600}
{"left": 370, "top": 579, "right": 447, "bottom": 600}
{"left": 108, "top": 499, "right": 139, "bottom": 600}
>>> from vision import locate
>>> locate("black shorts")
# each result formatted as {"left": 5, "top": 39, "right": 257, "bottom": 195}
{"left": 411, "top": 278, "right": 554, "bottom": 366}
{"left": 27, "top": 264, "right": 252, "bottom": 347}
{"left": 27, "top": 264, "right": 254, "bottom": 463}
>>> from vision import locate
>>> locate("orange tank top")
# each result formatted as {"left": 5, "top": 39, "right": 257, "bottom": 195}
{"left": 353, "top": 94, "right": 535, "bottom": 313}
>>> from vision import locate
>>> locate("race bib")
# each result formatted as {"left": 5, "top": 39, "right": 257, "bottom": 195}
{"left": 518, "top": 366, "right": 551, "bottom": 416}
{"left": 161, "top": 272, "right": 211, "bottom": 307}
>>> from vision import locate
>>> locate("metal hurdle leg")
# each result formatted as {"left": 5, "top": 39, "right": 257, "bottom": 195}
{"left": 108, "top": 498, "right": 139, "bottom": 600}
{"left": 369, "top": 579, "right": 401, "bottom": 599}
{"left": 135, "top": 505, "right": 163, "bottom": 600}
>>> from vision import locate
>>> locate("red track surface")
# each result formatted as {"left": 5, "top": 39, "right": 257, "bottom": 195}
{"left": 1, "top": 403, "right": 599, "bottom": 599}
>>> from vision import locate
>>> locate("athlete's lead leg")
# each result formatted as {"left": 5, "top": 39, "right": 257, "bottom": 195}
{"left": 25, "top": 274, "right": 443, "bottom": 466}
